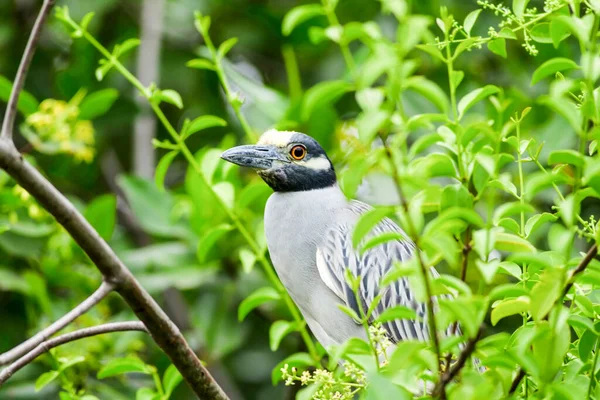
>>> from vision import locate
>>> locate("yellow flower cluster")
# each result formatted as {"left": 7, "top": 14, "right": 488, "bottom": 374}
{"left": 25, "top": 98, "right": 95, "bottom": 163}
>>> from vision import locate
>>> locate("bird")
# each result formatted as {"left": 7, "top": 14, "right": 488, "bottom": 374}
{"left": 221, "top": 129, "right": 447, "bottom": 360}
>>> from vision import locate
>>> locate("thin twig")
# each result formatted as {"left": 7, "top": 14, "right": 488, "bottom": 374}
{"left": 0, "top": 281, "right": 114, "bottom": 366}
{"left": 508, "top": 243, "right": 598, "bottom": 395}
{"left": 562, "top": 244, "right": 598, "bottom": 299}
{"left": 0, "top": 0, "right": 56, "bottom": 141}
{"left": 434, "top": 325, "right": 483, "bottom": 397}
{"left": 0, "top": 322, "right": 147, "bottom": 385}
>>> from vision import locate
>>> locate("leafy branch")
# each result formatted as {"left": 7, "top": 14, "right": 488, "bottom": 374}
{"left": 0, "top": 322, "right": 148, "bottom": 385}
{"left": 509, "top": 243, "right": 599, "bottom": 395}
{"left": 189, "top": 12, "right": 257, "bottom": 143}
{"left": 56, "top": 6, "right": 319, "bottom": 362}
{"left": 0, "top": 3, "right": 228, "bottom": 398}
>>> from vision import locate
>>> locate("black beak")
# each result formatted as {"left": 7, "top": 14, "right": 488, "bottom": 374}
{"left": 220, "top": 145, "right": 286, "bottom": 170}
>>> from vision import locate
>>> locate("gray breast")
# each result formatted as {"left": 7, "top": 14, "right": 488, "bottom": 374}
{"left": 264, "top": 186, "right": 366, "bottom": 346}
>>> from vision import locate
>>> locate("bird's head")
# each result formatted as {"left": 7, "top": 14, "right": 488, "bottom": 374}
{"left": 221, "top": 130, "right": 336, "bottom": 192}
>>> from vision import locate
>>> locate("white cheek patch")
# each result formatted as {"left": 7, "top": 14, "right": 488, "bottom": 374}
{"left": 257, "top": 129, "right": 297, "bottom": 147}
{"left": 298, "top": 156, "right": 331, "bottom": 170}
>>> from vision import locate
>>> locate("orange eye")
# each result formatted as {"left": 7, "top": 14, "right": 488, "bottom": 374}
{"left": 290, "top": 145, "right": 307, "bottom": 160}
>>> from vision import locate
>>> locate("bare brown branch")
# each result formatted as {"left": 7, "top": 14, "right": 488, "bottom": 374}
{"left": 0, "top": 140, "right": 228, "bottom": 399}
{"left": 0, "top": 281, "right": 114, "bottom": 366}
{"left": 0, "top": 322, "right": 147, "bottom": 384}
{"left": 0, "top": 0, "right": 55, "bottom": 140}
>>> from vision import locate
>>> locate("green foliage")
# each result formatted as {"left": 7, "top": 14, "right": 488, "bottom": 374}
{"left": 2, "top": 0, "right": 600, "bottom": 398}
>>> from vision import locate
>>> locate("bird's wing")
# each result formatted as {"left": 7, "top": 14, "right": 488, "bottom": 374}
{"left": 316, "top": 200, "right": 435, "bottom": 343}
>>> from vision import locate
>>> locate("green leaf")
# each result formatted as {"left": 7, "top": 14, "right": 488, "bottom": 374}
{"left": 357, "top": 109, "right": 390, "bottom": 145}
{"left": 155, "top": 89, "right": 183, "bottom": 109}
{"left": 512, "top": 0, "right": 529, "bottom": 20}
{"left": 397, "top": 15, "right": 432, "bottom": 54}
{"left": 548, "top": 149, "right": 584, "bottom": 167}
{"left": 550, "top": 20, "right": 570, "bottom": 48}
{"left": 450, "top": 70, "right": 464, "bottom": 92}
{"left": 84, "top": 194, "right": 117, "bottom": 241}
{"left": 80, "top": 11, "right": 95, "bottom": 32}
{"left": 79, "top": 88, "right": 119, "bottom": 120}
{"left": 212, "top": 182, "right": 235, "bottom": 210}
{"left": 238, "top": 287, "right": 281, "bottom": 321}
{"left": 553, "top": 14, "right": 593, "bottom": 44}
{"left": 567, "top": 315, "right": 598, "bottom": 335}
{"left": 558, "top": 194, "right": 579, "bottom": 227}
{"left": 410, "top": 152, "right": 458, "bottom": 178}
{"left": 487, "top": 37, "right": 507, "bottom": 58}
{"left": 183, "top": 115, "right": 227, "bottom": 139}
{"left": 363, "top": 373, "right": 412, "bottom": 400}
{"left": 269, "top": 320, "right": 297, "bottom": 351}
{"left": 186, "top": 58, "right": 216, "bottom": 70}
{"left": 352, "top": 207, "right": 394, "bottom": 248}
{"left": 337, "top": 304, "right": 360, "bottom": 321}
{"left": 531, "top": 58, "right": 579, "bottom": 85}
{"left": 491, "top": 297, "right": 529, "bottom": 325}
{"left": 495, "top": 232, "right": 536, "bottom": 252}
{"left": 197, "top": 224, "right": 234, "bottom": 263}
{"left": 457, "top": 85, "right": 500, "bottom": 120}
{"left": 493, "top": 202, "right": 535, "bottom": 224}
{"left": 538, "top": 95, "right": 582, "bottom": 133}
{"left": 200, "top": 148, "right": 223, "bottom": 185}
{"left": 489, "top": 284, "right": 529, "bottom": 301}
{"left": 424, "top": 207, "right": 484, "bottom": 235}
{"left": 0, "top": 75, "right": 39, "bottom": 116}
{"left": 525, "top": 213, "right": 557, "bottom": 237}
{"left": 463, "top": 9, "right": 482, "bottom": 36}
{"left": 116, "top": 38, "right": 141, "bottom": 56}
{"left": 58, "top": 355, "right": 85, "bottom": 371}
{"left": 239, "top": 248, "right": 256, "bottom": 273}
{"left": 530, "top": 22, "right": 553, "bottom": 43}
{"left": 118, "top": 175, "right": 190, "bottom": 238}
{"left": 136, "top": 388, "right": 160, "bottom": 400}
{"left": 360, "top": 232, "right": 408, "bottom": 254}
{"left": 162, "top": 364, "right": 183, "bottom": 396}
{"left": 217, "top": 37, "right": 238, "bottom": 59}
{"left": 35, "top": 370, "right": 59, "bottom": 392}
{"left": 404, "top": 76, "right": 449, "bottom": 113}
{"left": 416, "top": 44, "right": 446, "bottom": 62}
{"left": 95, "top": 60, "right": 114, "bottom": 81}
{"left": 302, "top": 80, "right": 352, "bottom": 120}
{"left": 97, "top": 358, "right": 151, "bottom": 379}
{"left": 375, "top": 305, "right": 418, "bottom": 323}
{"left": 154, "top": 150, "right": 179, "bottom": 192}
{"left": 436, "top": 274, "right": 472, "bottom": 296}
{"left": 499, "top": 27, "right": 517, "bottom": 39}
{"left": 272, "top": 353, "right": 315, "bottom": 385}
{"left": 282, "top": 4, "right": 326, "bottom": 36}
{"left": 530, "top": 268, "right": 563, "bottom": 321}
{"left": 476, "top": 259, "right": 501, "bottom": 284}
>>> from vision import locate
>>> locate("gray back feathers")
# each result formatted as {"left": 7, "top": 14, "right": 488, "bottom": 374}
{"left": 316, "top": 200, "right": 432, "bottom": 343}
